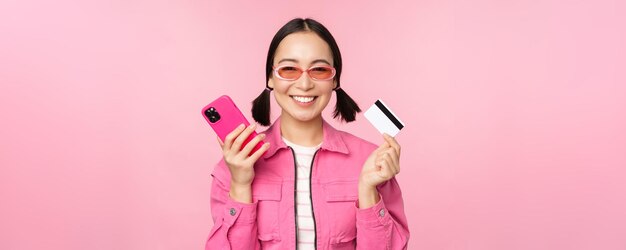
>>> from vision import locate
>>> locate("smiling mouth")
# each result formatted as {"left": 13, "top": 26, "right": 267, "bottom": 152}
{"left": 290, "top": 95, "right": 318, "bottom": 103}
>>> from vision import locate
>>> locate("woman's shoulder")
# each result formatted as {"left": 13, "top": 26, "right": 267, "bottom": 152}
{"left": 334, "top": 128, "right": 378, "bottom": 153}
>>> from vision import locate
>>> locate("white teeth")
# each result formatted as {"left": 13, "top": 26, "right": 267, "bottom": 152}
{"left": 292, "top": 96, "right": 315, "bottom": 103}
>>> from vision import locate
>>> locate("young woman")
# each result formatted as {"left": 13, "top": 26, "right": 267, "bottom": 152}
{"left": 206, "top": 18, "right": 409, "bottom": 249}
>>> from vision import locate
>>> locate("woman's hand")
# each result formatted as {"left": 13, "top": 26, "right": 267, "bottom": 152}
{"left": 218, "top": 123, "right": 270, "bottom": 203}
{"left": 358, "top": 134, "right": 401, "bottom": 207}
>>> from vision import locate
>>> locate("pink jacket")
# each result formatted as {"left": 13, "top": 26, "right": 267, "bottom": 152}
{"left": 205, "top": 119, "right": 410, "bottom": 249}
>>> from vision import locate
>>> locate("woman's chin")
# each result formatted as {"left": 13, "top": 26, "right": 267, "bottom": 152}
{"left": 286, "top": 111, "right": 321, "bottom": 123}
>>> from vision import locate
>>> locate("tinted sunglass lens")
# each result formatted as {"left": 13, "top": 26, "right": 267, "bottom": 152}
{"left": 310, "top": 67, "right": 333, "bottom": 80}
{"left": 277, "top": 66, "right": 301, "bottom": 80}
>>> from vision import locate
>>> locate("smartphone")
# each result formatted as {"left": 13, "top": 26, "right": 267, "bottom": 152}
{"left": 201, "top": 95, "right": 264, "bottom": 156}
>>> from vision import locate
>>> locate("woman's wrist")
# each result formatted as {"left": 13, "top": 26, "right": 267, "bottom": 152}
{"left": 229, "top": 183, "right": 252, "bottom": 204}
{"left": 358, "top": 183, "right": 380, "bottom": 209}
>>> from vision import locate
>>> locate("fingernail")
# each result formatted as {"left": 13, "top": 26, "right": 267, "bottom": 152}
{"left": 239, "top": 124, "right": 245, "bottom": 129}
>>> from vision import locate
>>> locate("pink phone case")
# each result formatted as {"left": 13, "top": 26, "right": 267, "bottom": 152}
{"left": 201, "top": 95, "right": 264, "bottom": 156}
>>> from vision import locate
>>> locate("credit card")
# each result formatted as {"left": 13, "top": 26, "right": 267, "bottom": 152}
{"left": 364, "top": 99, "right": 405, "bottom": 137}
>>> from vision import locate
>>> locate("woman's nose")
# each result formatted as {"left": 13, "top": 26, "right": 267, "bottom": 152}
{"left": 295, "top": 73, "right": 314, "bottom": 90}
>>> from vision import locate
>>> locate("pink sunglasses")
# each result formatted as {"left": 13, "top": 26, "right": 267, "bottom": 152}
{"left": 272, "top": 65, "right": 336, "bottom": 81}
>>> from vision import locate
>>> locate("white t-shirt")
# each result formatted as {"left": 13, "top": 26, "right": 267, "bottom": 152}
{"left": 282, "top": 137, "right": 321, "bottom": 249}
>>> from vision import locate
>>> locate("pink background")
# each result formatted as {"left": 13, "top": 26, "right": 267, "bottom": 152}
{"left": 1, "top": 0, "right": 625, "bottom": 249}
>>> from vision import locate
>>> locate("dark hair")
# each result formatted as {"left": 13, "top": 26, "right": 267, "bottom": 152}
{"left": 252, "top": 18, "right": 361, "bottom": 126}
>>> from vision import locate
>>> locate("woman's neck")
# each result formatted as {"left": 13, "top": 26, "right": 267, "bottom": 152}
{"left": 279, "top": 113, "right": 323, "bottom": 147}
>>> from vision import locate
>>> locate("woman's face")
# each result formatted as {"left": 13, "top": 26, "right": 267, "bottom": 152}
{"left": 268, "top": 31, "right": 337, "bottom": 123}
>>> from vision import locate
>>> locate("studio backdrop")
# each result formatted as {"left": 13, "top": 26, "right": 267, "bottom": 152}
{"left": 1, "top": 0, "right": 625, "bottom": 249}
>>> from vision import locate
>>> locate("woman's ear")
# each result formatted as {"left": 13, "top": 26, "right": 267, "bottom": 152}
{"left": 268, "top": 78, "right": 274, "bottom": 89}
{"left": 333, "top": 80, "right": 338, "bottom": 90}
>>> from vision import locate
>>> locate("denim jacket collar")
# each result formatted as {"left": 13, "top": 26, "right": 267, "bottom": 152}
{"left": 262, "top": 117, "right": 349, "bottom": 159}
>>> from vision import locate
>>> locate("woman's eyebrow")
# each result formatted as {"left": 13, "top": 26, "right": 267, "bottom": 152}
{"left": 277, "top": 58, "right": 332, "bottom": 65}
{"left": 277, "top": 58, "right": 298, "bottom": 64}
{"left": 311, "top": 59, "right": 332, "bottom": 65}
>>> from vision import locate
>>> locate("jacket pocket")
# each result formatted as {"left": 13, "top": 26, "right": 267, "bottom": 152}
{"left": 324, "top": 180, "right": 358, "bottom": 202}
{"left": 323, "top": 179, "right": 358, "bottom": 246}
{"left": 257, "top": 232, "right": 281, "bottom": 244}
{"left": 252, "top": 178, "right": 282, "bottom": 242}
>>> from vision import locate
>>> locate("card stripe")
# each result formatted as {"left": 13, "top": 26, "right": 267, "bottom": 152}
{"left": 375, "top": 100, "right": 404, "bottom": 130}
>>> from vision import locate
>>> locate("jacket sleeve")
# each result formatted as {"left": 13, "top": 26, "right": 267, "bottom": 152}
{"left": 355, "top": 177, "right": 410, "bottom": 250}
{"left": 205, "top": 160, "right": 260, "bottom": 250}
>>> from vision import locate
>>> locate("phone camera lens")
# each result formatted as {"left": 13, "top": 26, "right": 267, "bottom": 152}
{"left": 205, "top": 107, "right": 221, "bottom": 123}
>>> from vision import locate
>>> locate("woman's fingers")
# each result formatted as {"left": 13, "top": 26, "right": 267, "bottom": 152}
{"left": 247, "top": 142, "right": 271, "bottom": 163}
{"left": 376, "top": 149, "right": 399, "bottom": 176}
{"left": 377, "top": 148, "right": 399, "bottom": 169}
{"left": 377, "top": 157, "right": 395, "bottom": 180}
{"left": 239, "top": 133, "right": 266, "bottom": 157}
{"left": 223, "top": 124, "right": 246, "bottom": 151}
{"left": 384, "top": 148, "right": 400, "bottom": 174}
{"left": 383, "top": 133, "right": 401, "bottom": 156}
{"left": 232, "top": 124, "right": 257, "bottom": 152}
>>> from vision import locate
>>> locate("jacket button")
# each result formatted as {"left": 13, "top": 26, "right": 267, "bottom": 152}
{"left": 379, "top": 208, "right": 385, "bottom": 217}
{"left": 229, "top": 208, "right": 236, "bottom": 216}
